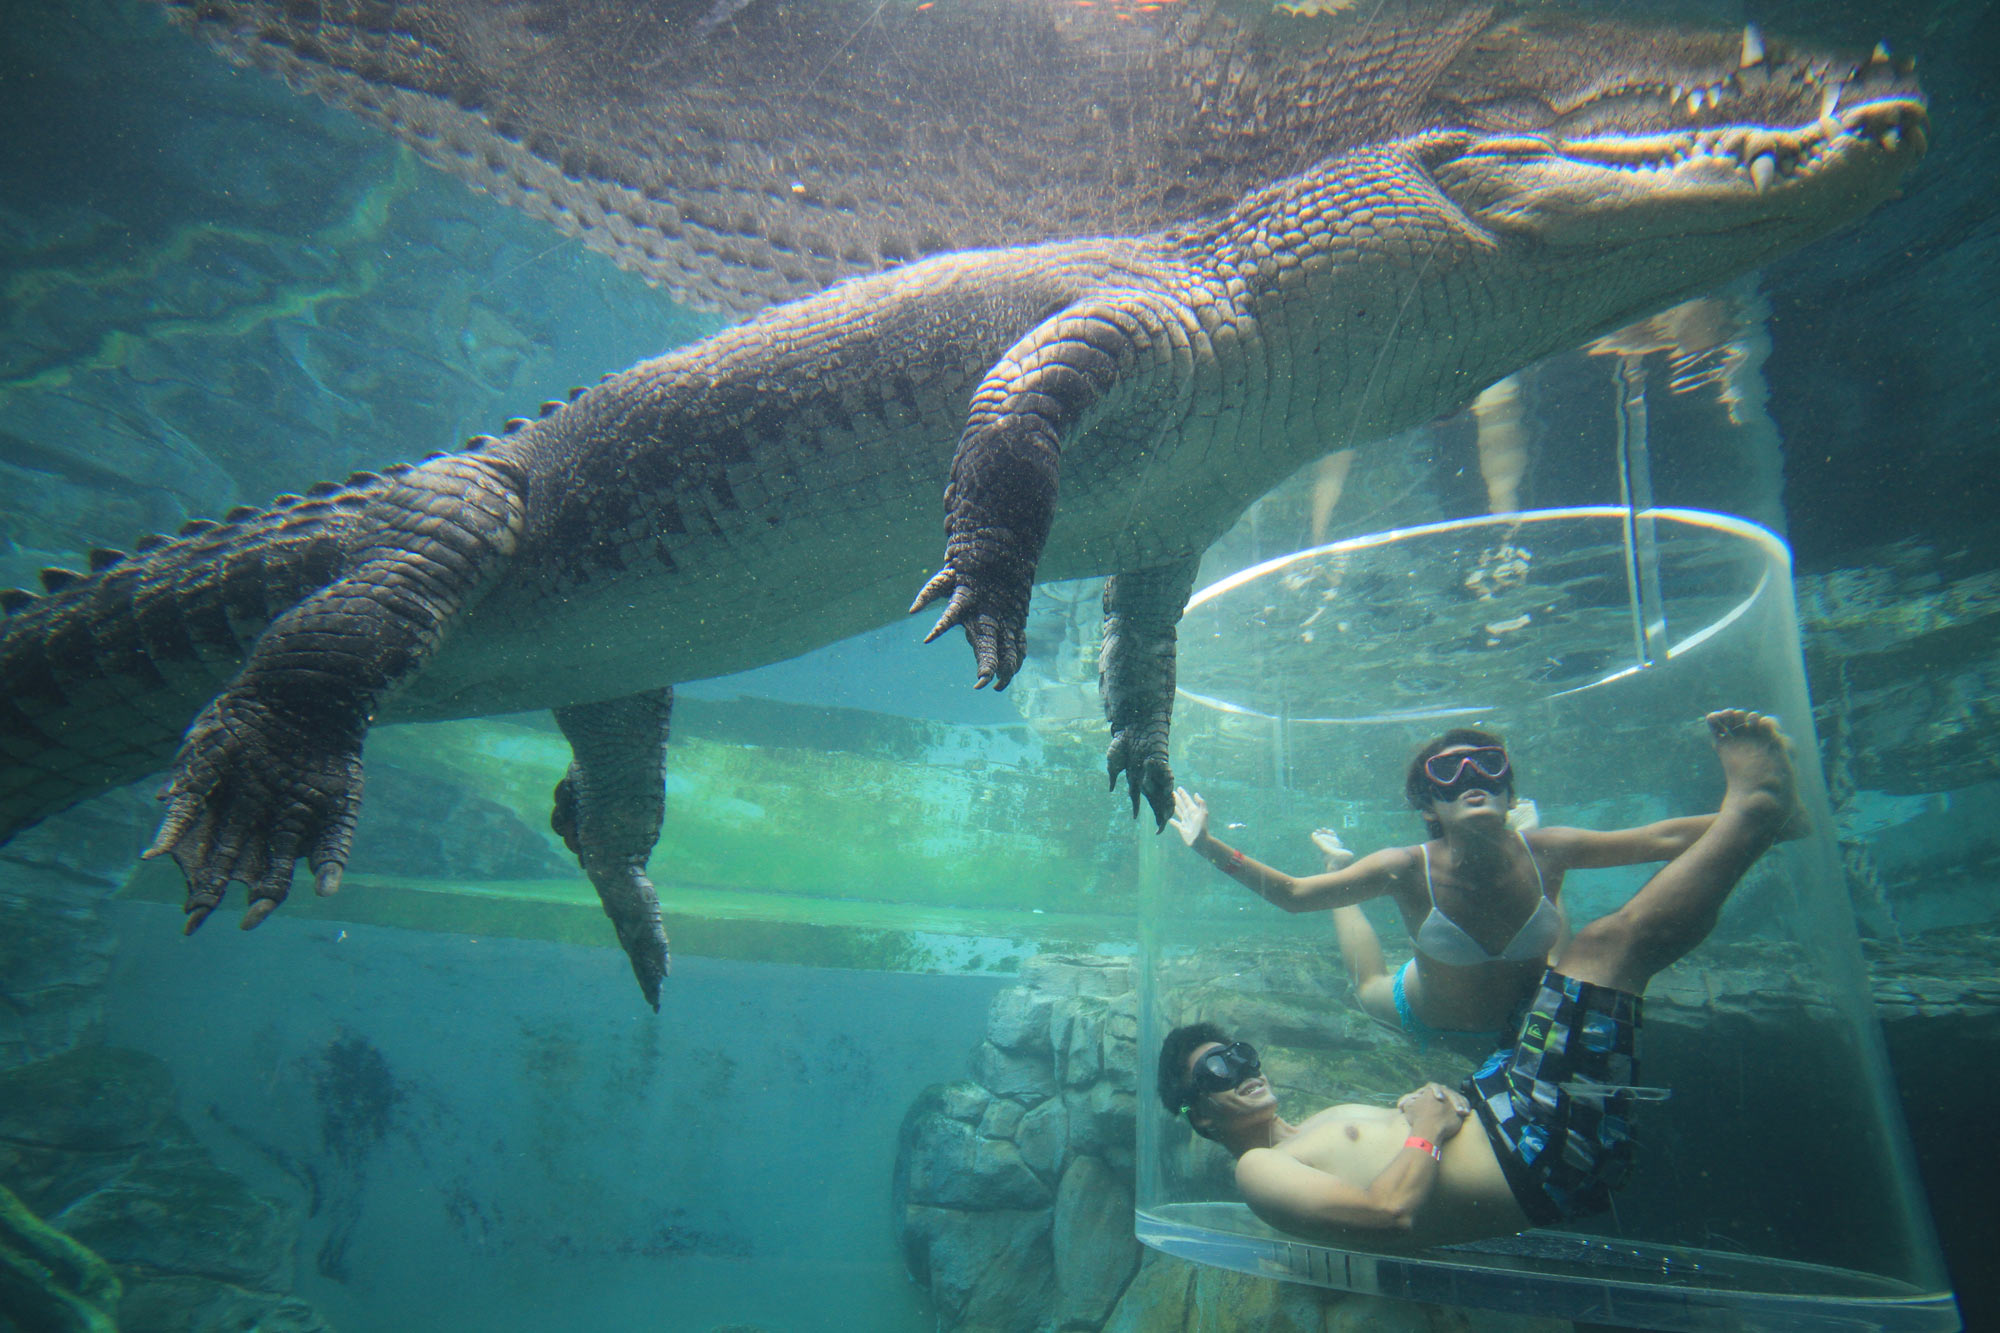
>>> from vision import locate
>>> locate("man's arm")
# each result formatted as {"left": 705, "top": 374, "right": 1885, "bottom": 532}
{"left": 1237, "top": 1142, "right": 1440, "bottom": 1231}
{"left": 1234, "top": 1086, "right": 1467, "bottom": 1233}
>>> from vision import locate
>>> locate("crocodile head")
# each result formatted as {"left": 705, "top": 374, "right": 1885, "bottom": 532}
{"left": 1420, "top": 16, "right": 1926, "bottom": 266}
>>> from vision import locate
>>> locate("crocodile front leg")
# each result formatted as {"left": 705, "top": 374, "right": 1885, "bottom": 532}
{"left": 913, "top": 298, "right": 1181, "bottom": 690}
{"left": 551, "top": 688, "right": 673, "bottom": 1010}
{"left": 1102, "top": 558, "right": 1199, "bottom": 831}
{"left": 148, "top": 453, "right": 528, "bottom": 931}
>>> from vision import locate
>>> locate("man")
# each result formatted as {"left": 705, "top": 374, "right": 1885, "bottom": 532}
{"left": 1157, "top": 710, "right": 1797, "bottom": 1247}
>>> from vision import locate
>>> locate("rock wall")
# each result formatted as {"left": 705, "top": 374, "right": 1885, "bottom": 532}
{"left": 0, "top": 791, "right": 159, "bottom": 1068}
{"left": 895, "top": 957, "right": 1142, "bottom": 1333}
{"left": 1798, "top": 552, "right": 2000, "bottom": 937}
{"left": 1868, "top": 922, "right": 2000, "bottom": 1327}
{"left": 0, "top": 1046, "right": 334, "bottom": 1333}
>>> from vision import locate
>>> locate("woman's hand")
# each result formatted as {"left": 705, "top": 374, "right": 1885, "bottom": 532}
{"left": 1169, "top": 787, "right": 1209, "bottom": 848}
{"left": 1310, "top": 828, "right": 1355, "bottom": 871}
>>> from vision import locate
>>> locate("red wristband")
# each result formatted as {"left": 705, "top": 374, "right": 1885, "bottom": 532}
{"left": 1228, "top": 848, "right": 1245, "bottom": 867}
{"left": 1404, "top": 1135, "right": 1442, "bottom": 1161}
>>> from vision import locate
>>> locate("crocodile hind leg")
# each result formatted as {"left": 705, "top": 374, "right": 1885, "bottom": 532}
{"left": 1101, "top": 557, "right": 1199, "bottom": 830}
{"left": 552, "top": 688, "right": 673, "bottom": 1010}
{"left": 150, "top": 452, "right": 529, "bottom": 932}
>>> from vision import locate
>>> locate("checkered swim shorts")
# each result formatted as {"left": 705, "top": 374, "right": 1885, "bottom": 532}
{"left": 1461, "top": 968, "right": 1642, "bottom": 1226}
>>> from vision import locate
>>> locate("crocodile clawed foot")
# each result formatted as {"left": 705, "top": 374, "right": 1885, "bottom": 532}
{"left": 911, "top": 560, "right": 1030, "bottom": 690}
{"left": 622, "top": 911, "right": 670, "bottom": 1013}
{"left": 147, "top": 694, "right": 363, "bottom": 934}
{"left": 588, "top": 862, "right": 671, "bottom": 1011}
{"left": 1107, "top": 736, "right": 1176, "bottom": 831}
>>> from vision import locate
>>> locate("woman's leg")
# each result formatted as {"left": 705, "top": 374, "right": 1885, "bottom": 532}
{"left": 1554, "top": 710, "right": 1794, "bottom": 995}
{"left": 1332, "top": 905, "right": 1401, "bottom": 1027}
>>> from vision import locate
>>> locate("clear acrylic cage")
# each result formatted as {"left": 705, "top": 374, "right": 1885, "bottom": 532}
{"left": 1136, "top": 506, "right": 1959, "bottom": 1331}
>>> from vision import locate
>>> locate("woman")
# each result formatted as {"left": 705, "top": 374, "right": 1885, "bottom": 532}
{"left": 1169, "top": 727, "right": 1729, "bottom": 1040}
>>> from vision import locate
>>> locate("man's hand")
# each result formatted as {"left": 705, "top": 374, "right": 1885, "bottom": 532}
{"left": 1169, "top": 787, "right": 1209, "bottom": 848}
{"left": 1310, "top": 828, "right": 1355, "bottom": 871}
{"left": 1396, "top": 1084, "right": 1470, "bottom": 1145}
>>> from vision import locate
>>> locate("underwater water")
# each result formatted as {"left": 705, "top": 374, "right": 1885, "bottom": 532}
{"left": 2, "top": 0, "right": 1995, "bottom": 1331}
{"left": 100, "top": 901, "right": 999, "bottom": 1331}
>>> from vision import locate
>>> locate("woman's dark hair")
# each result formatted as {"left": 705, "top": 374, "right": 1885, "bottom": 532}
{"left": 1157, "top": 1021, "right": 1230, "bottom": 1116}
{"left": 1405, "top": 727, "right": 1512, "bottom": 831}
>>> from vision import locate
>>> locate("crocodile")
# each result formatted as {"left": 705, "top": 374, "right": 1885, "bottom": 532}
{"left": 0, "top": 18, "right": 1926, "bottom": 1007}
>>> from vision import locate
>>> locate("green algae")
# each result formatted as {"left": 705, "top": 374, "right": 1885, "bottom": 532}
{"left": 0, "top": 1183, "right": 120, "bottom": 1333}
{"left": 120, "top": 855, "right": 1124, "bottom": 976}
{"left": 0, "top": 150, "right": 416, "bottom": 399}
{"left": 330, "top": 703, "right": 1143, "bottom": 971}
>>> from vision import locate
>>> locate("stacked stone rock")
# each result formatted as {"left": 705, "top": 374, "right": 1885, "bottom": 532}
{"left": 895, "top": 956, "right": 1143, "bottom": 1332}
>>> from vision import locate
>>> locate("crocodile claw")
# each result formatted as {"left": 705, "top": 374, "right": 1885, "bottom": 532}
{"left": 146, "top": 694, "right": 364, "bottom": 933}
{"left": 911, "top": 560, "right": 1030, "bottom": 690}
{"left": 597, "top": 864, "right": 671, "bottom": 1012}
{"left": 548, "top": 757, "right": 670, "bottom": 1010}
{"left": 1106, "top": 733, "right": 1175, "bottom": 831}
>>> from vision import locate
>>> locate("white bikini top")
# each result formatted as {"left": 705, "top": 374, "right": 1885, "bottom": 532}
{"left": 1414, "top": 831, "right": 1561, "bottom": 967}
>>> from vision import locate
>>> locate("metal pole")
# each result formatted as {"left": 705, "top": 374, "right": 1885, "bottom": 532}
{"left": 1615, "top": 355, "right": 1669, "bottom": 666}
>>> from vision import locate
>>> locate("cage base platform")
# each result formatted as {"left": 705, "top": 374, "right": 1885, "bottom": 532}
{"left": 1137, "top": 1204, "right": 1959, "bottom": 1332}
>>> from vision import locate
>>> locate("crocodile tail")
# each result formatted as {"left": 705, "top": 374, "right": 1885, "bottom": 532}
{"left": 0, "top": 475, "right": 389, "bottom": 845}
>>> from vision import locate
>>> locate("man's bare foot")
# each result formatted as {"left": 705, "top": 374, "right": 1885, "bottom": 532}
{"left": 1310, "top": 828, "right": 1355, "bottom": 871}
{"left": 1706, "top": 709, "right": 1799, "bottom": 838}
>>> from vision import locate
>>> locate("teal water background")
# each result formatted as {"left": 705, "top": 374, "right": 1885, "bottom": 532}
{"left": 103, "top": 900, "right": 998, "bottom": 1331}
{"left": 2, "top": 0, "right": 1997, "bottom": 1329}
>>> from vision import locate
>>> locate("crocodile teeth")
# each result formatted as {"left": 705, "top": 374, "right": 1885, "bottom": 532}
{"left": 1549, "top": 91, "right": 1923, "bottom": 188}
{"left": 1821, "top": 82, "right": 1844, "bottom": 122}
{"left": 1740, "top": 25, "right": 1765, "bottom": 69}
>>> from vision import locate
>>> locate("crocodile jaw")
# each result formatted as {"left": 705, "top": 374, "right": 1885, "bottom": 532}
{"left": 1431, "top": 93, "right": 1929, "bottom": 247}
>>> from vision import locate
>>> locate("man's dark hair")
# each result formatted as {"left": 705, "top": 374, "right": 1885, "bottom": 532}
{"left": 1405, "top": 727, "right": 1512, "bottom": 831}
{"left": 1158, "top": 1021, "right": 1230, "bottom": 1117}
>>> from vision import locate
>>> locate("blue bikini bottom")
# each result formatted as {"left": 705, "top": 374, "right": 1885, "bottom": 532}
{"left": 1392, "top": 958, "right": 1510, "bottom": 1042}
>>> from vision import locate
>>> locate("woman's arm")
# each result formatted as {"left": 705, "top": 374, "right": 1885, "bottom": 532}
{"left": 1536, "top": 816, "right": 1716, "bottom": 870}
{"left": 1170, "top": 788, "right": 1409, "bottom": 912}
